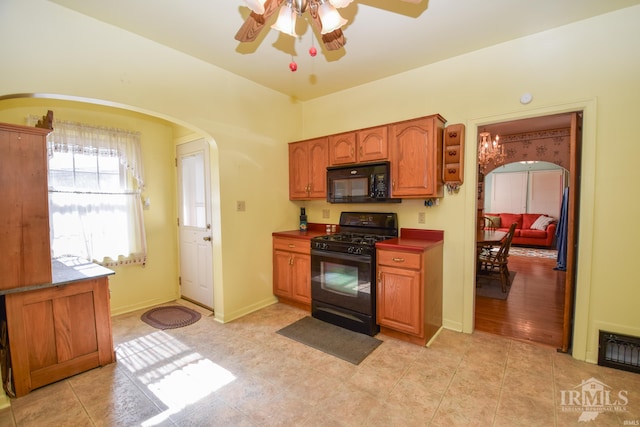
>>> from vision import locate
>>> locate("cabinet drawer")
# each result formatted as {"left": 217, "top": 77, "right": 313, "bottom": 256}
{"left": 444, "top": 145, "right": 461, "bottom": 163}
{"left": 377, "top": 250, "right": 421, "bottom": 269}
{"left": 443, "top": 164, "right": 461, "bottom": 182}
{"left": 273, "top": 237, "right": 310, "bottom": 254}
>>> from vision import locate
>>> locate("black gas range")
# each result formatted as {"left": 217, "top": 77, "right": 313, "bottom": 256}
{"left": 310, "top": 212, "right": 398, "bottom": 336}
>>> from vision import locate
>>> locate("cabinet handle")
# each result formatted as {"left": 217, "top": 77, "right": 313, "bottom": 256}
{"left": 203, "top": 236, "right": 212, "bottom": 241}
{"left": 289, "top": 256, "right": 294, "bottom": 265}
{"left": 392, "top": 257, "right": 405, "bottom": 262}
{"left": 448, "top": 150, "right": 457, "bottom": 156}
{"left": 288, "top": 244, "right": 295, "bottom": 248}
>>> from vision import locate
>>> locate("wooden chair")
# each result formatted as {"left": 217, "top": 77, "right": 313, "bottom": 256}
{"left": 481, "top": 216, "right": 496, "bottom": 231}
{"left": 478, "top": 222, "right": 517, "bottom": 292}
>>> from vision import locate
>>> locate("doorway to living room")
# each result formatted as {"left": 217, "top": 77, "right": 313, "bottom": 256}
{"left": 474, "top": 111, "right": 582, "bottom": 351}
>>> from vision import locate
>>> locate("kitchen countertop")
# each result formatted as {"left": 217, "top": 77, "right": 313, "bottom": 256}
{"left": 273, "top": 225, "right": 444, "bottom": 252}
{"left": 376, "top": 228, "right": 444, "bottom": 252}
{"left": 0, "top": 256, "right": 115, "bottom": 295}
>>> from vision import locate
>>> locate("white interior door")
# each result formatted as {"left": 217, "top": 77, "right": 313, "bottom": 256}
{"left": 177, "top": 139, "right": 213, "bottom": 309}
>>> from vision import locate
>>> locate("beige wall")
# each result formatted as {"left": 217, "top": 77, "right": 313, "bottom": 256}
{"left": 1, "top": 0, "right": 639, "bottom": 375}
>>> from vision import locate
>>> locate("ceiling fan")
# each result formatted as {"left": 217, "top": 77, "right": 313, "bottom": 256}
{"left": 236, "top": 0, "right": 422, "bottom": 54}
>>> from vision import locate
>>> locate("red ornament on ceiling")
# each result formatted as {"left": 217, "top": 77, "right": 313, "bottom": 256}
{"left": 289, "top": 61, "right": 298, "bottom": 72}
{"left": 308, "top": 46, "right": 317, "bottom": 57}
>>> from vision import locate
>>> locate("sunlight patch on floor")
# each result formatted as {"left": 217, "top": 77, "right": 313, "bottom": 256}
{"left": 117, "top": 332, "right": 236, "bottom": 426}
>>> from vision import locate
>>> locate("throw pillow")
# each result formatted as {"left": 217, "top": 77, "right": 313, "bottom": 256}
{"left": 486, "top": 215, "right": 501, "bottom": 228}
{"left": 531, "top": 215, "right": 556, "bottom": 231}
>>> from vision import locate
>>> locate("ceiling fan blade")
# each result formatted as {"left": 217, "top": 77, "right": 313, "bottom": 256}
{"left": 235, "top": 0, "right": 285, "bottom": 43}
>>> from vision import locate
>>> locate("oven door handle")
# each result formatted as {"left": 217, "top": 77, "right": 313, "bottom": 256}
{"left": 311, "top": 250, "right": 372, "bottom": 264}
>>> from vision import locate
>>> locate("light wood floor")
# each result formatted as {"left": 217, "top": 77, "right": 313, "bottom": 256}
{"left": 475, "top": 252, "right": 566, "bottom": 349}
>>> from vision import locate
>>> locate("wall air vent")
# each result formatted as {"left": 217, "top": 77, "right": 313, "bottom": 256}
{"left": 598, "top": 330, "right": 640, "bottom": 374}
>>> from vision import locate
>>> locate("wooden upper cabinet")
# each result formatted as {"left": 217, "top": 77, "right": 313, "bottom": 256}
{"left": 358, "top": 126, "right": 388, "bottom": 163}
{"left": 328, "top": 132, "right": 356, "bottom": 165}
{"left": 389, "top": 115, "right": 445, "bottom": 198}
{"left": 329, "top": 126, "right": 388, "bottom": 166}
{"left": 0, "top": 123, "right": 52, "bottom": 290}
{"left": 289, "top": 137, "right": 329, "bottom": 200}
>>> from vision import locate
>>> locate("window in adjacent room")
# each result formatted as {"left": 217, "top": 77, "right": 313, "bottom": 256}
{"left": 29, "top": 116, "right": 147, "bottom": 267}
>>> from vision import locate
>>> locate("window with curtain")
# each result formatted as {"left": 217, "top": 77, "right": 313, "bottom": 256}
{"left": 28, "top": 116, "right": 147, "bottom": 267}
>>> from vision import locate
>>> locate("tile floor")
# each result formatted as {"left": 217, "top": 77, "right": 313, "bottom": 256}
{"left": 1, "top": 301, "right": 639, "bottom": 426}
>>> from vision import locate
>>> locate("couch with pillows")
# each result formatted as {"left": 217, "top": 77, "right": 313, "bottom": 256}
{"left": 484, "top": 213, "right": 557, "bottom": 247}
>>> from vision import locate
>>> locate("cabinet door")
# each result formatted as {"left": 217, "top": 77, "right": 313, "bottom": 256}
{"left": 5, "top": 278, "right": 114, "bottom": 396}
{"left": 273, "top": 250, "right": 293, "bottom": 298}
{"left": 329, "top": 132, "right": 357, "bottom": 165}
{"left": 357, "top": 126, "right": 388, "bottom": 163}
{"left": 291, "top": 253, "right": 311, "bottom": 304}
{"left": 389, "top": 116, "right": 443, "bottom": 198}
{"left": 288, "top": 141, "right": 310, "bottom": 200}
{"left": 376, "top": 265, "right": 423, "bottom": 335}
{"left": 0, "top": 126, "right": 52, "bottom": 290}
{"left": 307, "top": 138, "right": 329, "bottom": 199}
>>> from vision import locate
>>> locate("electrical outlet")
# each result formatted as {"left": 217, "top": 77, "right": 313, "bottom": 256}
{"left": 322, "top": 209, "right": 330, "bottom": 219}
{"left": 236, "top": 200, "right": 246, "bottom": 212}
{"left": 418, "top": 212, "right": 425, "bottom": 224}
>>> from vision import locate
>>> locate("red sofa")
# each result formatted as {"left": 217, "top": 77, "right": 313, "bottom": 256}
{"left": 485, "top": 213, "right": 557, "bottom": 247}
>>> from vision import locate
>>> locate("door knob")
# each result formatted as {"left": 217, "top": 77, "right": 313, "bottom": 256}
{"left": 203, "top": 236, "right": 212, "bottom": 241}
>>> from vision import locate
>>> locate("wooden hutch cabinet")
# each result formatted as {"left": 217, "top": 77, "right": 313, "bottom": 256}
{"left": 0, "top": 120, "right": 115, "bottom": 397}
{"left": 288, "top": 137, "right": 329, "bottom": 200}
{"left": 389, "top": 114, "right": 445, "bottom": 198}
{"left": 0, "top": 123, "right": 52, "bottom": 290}
{"left": 328, "top": 126, "right": 388, "bottom": 166}
{"left": 272, "top": 236, "right": 311, "bottom": 309}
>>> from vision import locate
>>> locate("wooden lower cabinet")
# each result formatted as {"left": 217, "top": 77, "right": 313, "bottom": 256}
{"left": 2, "top": 277, "right": 115, "bottom": 397}
{"left": 273, "top": 237, "right": 311, "bottom": 309}
{"left": 376, "top": 244, "right": 443, "bottom": 346}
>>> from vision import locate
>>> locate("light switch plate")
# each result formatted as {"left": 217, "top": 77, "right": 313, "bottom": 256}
{"left": 418, "top": 212, "right": 425, "bottom": 224}
{"left": 236, "top": 201, "right": 246, "bottom": 212}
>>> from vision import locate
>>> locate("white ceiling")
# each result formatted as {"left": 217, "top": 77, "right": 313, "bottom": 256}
{"left": 49, "top": 0, "right": 640, "bottom": 103}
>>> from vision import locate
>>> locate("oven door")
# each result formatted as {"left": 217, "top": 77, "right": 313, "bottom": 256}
{"left": 311, "top": 249, "right": 373, "bottom": 315}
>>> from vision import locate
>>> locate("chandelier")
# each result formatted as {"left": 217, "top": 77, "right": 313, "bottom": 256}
{"left": 478, "top": 131, "right": 504, "bottom": 172}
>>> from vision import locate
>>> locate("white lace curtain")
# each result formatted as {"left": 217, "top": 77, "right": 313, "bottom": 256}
{"left": 27, "top": 116, "right": 147, "bottom": 267}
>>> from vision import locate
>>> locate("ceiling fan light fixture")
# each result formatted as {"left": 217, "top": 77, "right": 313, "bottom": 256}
{"left": 328, "top": 0, "right": 354, "bottom": 8}
{"left": 317, "top": 1, "right": 347, "bottom": 34}
{"left": 271, "top": 3, "right": 298, "bottom": 36}
{"left": 243, "top": 0, "right": 266, "bottom": 14}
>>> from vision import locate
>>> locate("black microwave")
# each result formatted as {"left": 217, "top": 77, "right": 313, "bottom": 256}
{"left": 326, "top": 161, "right": 401, "bottom": 203}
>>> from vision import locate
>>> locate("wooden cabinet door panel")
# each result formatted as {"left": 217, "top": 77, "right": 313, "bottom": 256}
{"left": 377, "top": 266, "right": 422, "bottom": 335}
{"left": 329, "top": 133, "right": 356, "bottom": 165}
{"left": 292, "top": 254, "right": 311, "bottom": 304}
{"left": 273, "top": 250, "right": 293, "bottom": 298}
{"left": 358, "top": 126, "right": 388, "bottom": 163}
{"left": 23, "top": 300, "right": 57, "bottom": 372}
{"left": 289, "top": 138, "right": 328, "bottom": 200}
{"left": 307, "top": 138, "right": 328, "bottom": 198}
{"left": 288, "top": 142, "right": 310, "bottom": 199}
{"left": 390, "top": 119, "right": 435, "bottom": 197}
{"left": 53, "top": 291, "right": 98, "bottom": 362}
{"left": 0, "top": 127, "right": 52, "bottom": 290}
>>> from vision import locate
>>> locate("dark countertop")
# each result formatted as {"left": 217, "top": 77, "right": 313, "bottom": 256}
{"left": 376, "top": 228, "right": 445, "bottom": 253}
{"left": 273, "top": 225, "right": 445, "bottom": 252}
{"left": 272, "top": 223, "right": 337, "bottom": 240}
{"left": 0, "top": 257, "right": 115, "bottom": 296}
